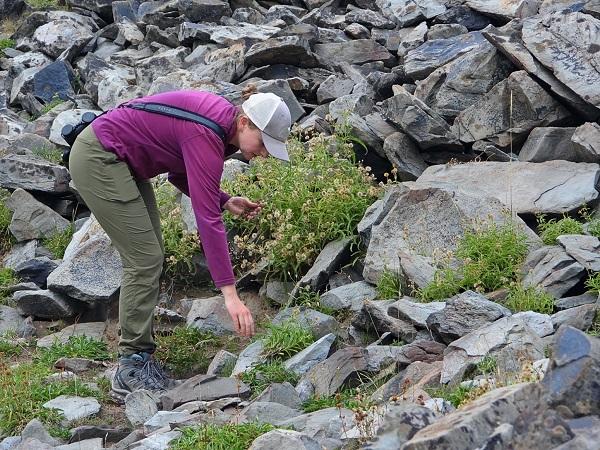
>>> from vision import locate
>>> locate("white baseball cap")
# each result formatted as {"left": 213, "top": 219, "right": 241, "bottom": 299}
{"left": 242, "top": 92, "right": 292, "bottom": 161}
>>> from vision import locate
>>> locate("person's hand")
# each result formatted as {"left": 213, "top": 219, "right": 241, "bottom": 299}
{"left": 224, "top": 293, "right": 255, "bottom": 337}
{"left": 224, "top": 196, "right": 262, "bottom": 219}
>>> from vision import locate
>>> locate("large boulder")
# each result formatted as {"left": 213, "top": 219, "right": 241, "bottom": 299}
{"left": 416, "top": 160, "right": 600, "bottom": 214}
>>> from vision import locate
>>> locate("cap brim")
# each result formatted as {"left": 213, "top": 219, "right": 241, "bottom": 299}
{"left": 262, "top": 132, "right": 289, "bottom": 162}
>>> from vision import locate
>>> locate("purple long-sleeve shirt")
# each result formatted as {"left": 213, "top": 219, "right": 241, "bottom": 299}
{"left": 92, "top": 90, "right": 239, "bottom": 288}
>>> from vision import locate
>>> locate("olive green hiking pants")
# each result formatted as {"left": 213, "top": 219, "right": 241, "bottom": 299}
{"left": 69, "top": 125, "right": 164, "bottom": 356}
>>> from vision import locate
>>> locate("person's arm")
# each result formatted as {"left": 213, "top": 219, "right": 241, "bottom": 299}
{"left": 180, "top": 132, "right": 255, "bottom": 336}
{"left": 169, "top": 171, "right": 231, "bottom": 209}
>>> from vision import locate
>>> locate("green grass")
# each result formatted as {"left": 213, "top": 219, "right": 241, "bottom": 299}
{"left": 585, "top": 272, "right": 600, "bottom": 294}
{"left": 155, "top": 326, "right": 224, "bottom": 378}
{"left": 0, "top": 338, "right": 24, "bottom": 357}
{"left": 288, "top": 286, "right": 338, "bottom": 317}
{"left": 504, "top": 283, "right": 554, "bottom": 314}
{"left": 222, "top": 132, "right": 380, "bottom": 281}
{"left": 537, "top": 214, "right": 584, "bottom": 245}
{"left": 0, "top": 268, "right": 19, "bottom": 306}
{"left": 240, "top": 362, "right": 299, "bottom": 396}
{"left": 34, "top": 335, "right": 111, "bottom": 368}
{"left": 425, "top": 384, "right": 474, "bottom": 408}
{"left": 417, "top": 222, "right": 528, "bottom": 301}
{"left": 587, "top": 311, "right": 600, "bottom": 337}
{"left": 0, "top": 39, "right": 14, "bottom": 57}
{"left": 41, "top": 224, "right": 75, "bottom": 259}
{"left": 260, "top": 321, "right": 314, "bottom": 360}
{"left": 474, "top": 356, "right": 497, "bottom": 377}
{"left": 0, "top": 189, "right": 14, "bottom": 252}
{"left": 32, "top": 147, "right": 63, "bottom": 165}
{"left": 25, "top": 0, "right": 61, "bottom": 9}
{"left": 171, "top": 422, "right": 277, "bottom": 450}
{"left": 302, "top": 388, "right": 363, "bottom": 413}
{"left": 376, "top": 269, "right": 403, "bottom": 299}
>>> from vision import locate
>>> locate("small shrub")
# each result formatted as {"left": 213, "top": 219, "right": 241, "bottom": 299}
{"left": 155, "top": 326, "right": 220, "bottom": 378}
{"left": 0, "top": 38, "right": 14, "bottom": 57}
{"left": 376, "top": 269, "right": 403, "bottom": 299}
{"left": 42, "top": 224, "right": 75, "bottom": 259}
{"left": 222, "top": 132, "right": 380, "bottom": 280}
{"left": 240, "top": 362, "right": 299, "bottom": 396}
{"left": 38, "top": 95, "right": 64, "bottom": 117}
{"left": 537, "top": 214, "right": 584, "bottom": 245}
{"left": 586, "top": 219, "right": 600, "bottom": 238}
{"left": 504, "top": 283, "right": 554, "bottom": 314}
{"left": 154, "top": 179, "right": 198, "bottom": 282}
{"left": 417, "top": 267, "right": 462, "bottom": 302}
{"left": 474, "top": 356, "right": 497, "bottom": 377}
{"left": 302, "top": 389, "right": 362, "bottom": 413}
{"left": 32, "top": 146, "right": 63, "bottom": 165}
{"left": 35, "top": 335, "right": 111, "bottom": 367}
{"left": 260, "top": 321, "right": 314, "bottom": 360}
{"left": 171, "top": 422, "right": 277, "bottom": 450}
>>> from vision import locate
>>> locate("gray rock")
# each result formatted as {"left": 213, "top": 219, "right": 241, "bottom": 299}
{"left": 253, "top": 382, "right": 302, "bottom": 410}
{"left": 557, "top": 234, "right": 600, "bottom": 271}
{"left": 551, "top": 304, "right": 598, "bottom": 331}
{"left": 259, "top": 280, "right": 294, "bottom": 306}
{"left": 522, "top": 11, "right": 600, "bottom": 109}
{"left": 417, "top": 161, "right": 600, "bottom": 214}
{"left": 299, "top": 347, "right": 367, "bottom": 397}
{"left": 160, "top": 374, "right": 251, "bottom": 410}
{"left": 42, "top": 395, "right": 100, "bottom": 424}
{"left": 143, "top": 410, "right": 193, "bottom": 434}
{"left": 241, "top": 401, "right": 301, "bottom": 425}
{"left": 453, "top": 71, "right": 572, "bottom": 148}
{"left": 441, "top": 316, "right": 545, "bottom": 384}
{"left": 272, "top": 307, "right": 339, "bottom": 339}
{"left": 249, "top": 429, "right": 321, "bottom": 450}
{"left": 388, "top": 298, "right": 446, "bottom": 328}
{"left": 31, "top": 13, "right": 97, "bottom": 59}
{"left": 555, "top": 416, "right": 600, "bottom": 450}
{"left": 246, "top": 36, "right": 319, "bottom": 68}
{"left": 126, "top": 430, "right": 181, "bottom": 449}
{"left": 0, "top": 305, "right": 31, "bottom": 338}
{"left": 519, "top": 127, "right": 578, "bottom": 162}
{"left": 352, "top": 300, "right": 418, "bottom": 342}
{"left": 382, "top": 85, "right": 462, "bottom": 151}
{"left": 426, "top": 291, "right": 511, "bottom": 344}
{"left": 206, "top": 350, "right": 237, "bottom": 376}
{"left": 344, "top": 22, "right": 370, "bottom": 40}
{"left": 522, "top": 246, "right": 586, "bottom": 298}
{"left": 370, "top": 360, "right": 442, "bottom": 403}
{"left": 346, "top": 8, "right": 395, "bottom": 29}
{"left": 284, "top": 333, "right": 336, "bottom": 376}
{"left": 319, "top": 281, "right": 377, "bottom": 311}
{"left": 511, "top": 311, "right": 554, "bottom": 337}
{"left": 135, "top": 47, "right": 190, "bottom": 90}
{"left": 20, "top": 419, "right": 58, "bottom": 447}
{"left": 277, "top": 407, "right": 355, "bottom": 442}
{"left": 293, "top": 238, "right": 351, "bottom": 294}
{"left": 314, "top": 39, "right": 395, "bottom": 67}
{"left": 3, "top": 240, "right": 38, "bottom": 271}
{"left": 5, "top": 189, "right": 70, "bottom": 242}
{"left": 179, "top": 22, "right": 279, "bottom": 45}
{"left": 382, "top": 132, "right": 428, "bottom": 181}
{"left": 36, "top": 322, "right": 106, "bottom": 349}
{"left": 397, "top": 23, "right": 428, "bottom": 60}
{"left": 47, "top": 234, "right": 121, "bottom": 304}
{"left": 54, "top": 438, "right": 103, "bottom": 450}
{"left": 466, "top": 0, "right": 540, "bottom": 19}
{"left": 398, "top": 252, "right": 438, "bottom": 290}
{"left": 365, "top": 342, "right": 446, "bottom": 372}
{"left": 365, "top": 403, "right": 438, "bottom": 450}
{"left": 33, "top": 60, "right": 75, "bottom": 104}
{"left": 363, "top": 186, "right": 539, "bottom": 284}
{"left": 543, "top": 326, "right": 600, "bottom": 416}
{"left": 357, "top": 184, "right": 409, "bottom": 247}
{"left": 405, "top": 31, "right": 488, "bottom": 80}
{"left": 316, "top": 75, "right": 354, "bottom": 104}
{"left": 230, "top": 340, "right": 265, "bottom": 377}
{"left": 13, "top": 289, "right": 77, "bottom": 320}
{"left": 54, "top": 357, "right": 102, "bottom": 373}
{"left": 328, "top": 93, "right": 374, "bottom": 121}
{"left": 14, "top": 257, "right": 58, "bottom": 288}
{"left": 0, "top": 436, "right": 21, "bottom": 450}
{"left": 376, "top": 0, "right": 446, "bottom": 27}
{"left": 186, "top": 296, "right": 235, "bottom": 336}
{"left": 124, "top": 390, "right": 159, "bottom": 427}
{"left": 572, "top": 122, "right": 600, "bottom": 162}
{"left": 555, "top": 293, "right": 598, "bottom": 310}
{"left": 414, "top": 41, "right": 513, "bottom": 121}
{"left": 427, "top": 23, "right": 468, "bottom": 40}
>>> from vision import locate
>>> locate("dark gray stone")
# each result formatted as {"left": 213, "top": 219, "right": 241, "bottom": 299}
{"left": 13, "top": 289, "right": 76, "bottom": 319}
{"left": 14, "top": 257, "right": 58, "bottom": 288}
{"left": 272, "top": 307, "right": 339, "bottom": 339}
{"left": 551, "top": 304, "right": 598, "bottom": 331}
{"left": 160, "top": 374, "right": 251, "bottom": 410}
{"left": 352, "top": 300, "right": 418, "bottom": 342}
{"left": 519, "top": 127, "right": 578, "bottom": 162}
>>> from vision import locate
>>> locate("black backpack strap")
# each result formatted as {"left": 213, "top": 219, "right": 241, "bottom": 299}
{"left": 123, "top": 102, "right": 227, "bottom": 142}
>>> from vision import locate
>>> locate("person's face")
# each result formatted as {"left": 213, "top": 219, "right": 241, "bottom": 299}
{"left": 237, "top": 116, "right": 269, "bottom": 160}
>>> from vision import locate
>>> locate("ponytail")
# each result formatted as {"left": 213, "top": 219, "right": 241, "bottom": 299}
{"left": 241, "top": 83, "right": 258, "bottom": 101}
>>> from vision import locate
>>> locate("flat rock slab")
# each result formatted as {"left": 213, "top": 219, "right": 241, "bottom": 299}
{"left": 271, "top": 307, "right": 340, "bottom": 339}
{"left": 42, "top": 395, "right": 100, "bottom": 424}
{"left": 186, "top": 295, "right": 235, "bottom": 336}
{"left": 416, "top": 160, "right": 600, "bottom": 214}
{"left": 277, "top": 407, "right": 356, "bottom": 442}
{"left": 319, "top": 281, "right": 378, "bottom": 311}
{"left": 366, "top": 341, "right": 446, "bottom": 372}
{"left": 0, "top": 153, "right": 70, "bottom": 194}
{"left": 352, "top": 300, "right": 418, "bottom": 342}
{"left": 284, "top": 333, "right": 336, "bottom": 376}
{"left": 241, "top": 401, "right": 302, "bottom": 425}
{"left": 466, "top": 0, "right": 539, "bottom": 19}
{"left": 37, "top": 322, "right": 106, "bottom": 349}
{"left": 230, "top": 340, "right": 265, "bottom": 377}
{"left": 14, "top": 289, "right": 77, "bottom": 320}
{"left": 249, "top": 429, "right": 321, "bottom": 450}
{"left": 160, "top": 374, "right": 250, "bottom": 410}
{"left": 388, "top": 298, "right": 446, "bottom": 328}
{"left": 0, "top": 305, "right": 32, "bottom": 338}
{"left": 314, "top": 39, "right": 395, "bottom": 67}
{"left": 522, "top": 11, "right": 600, "bottom": 108}
{"left": 556, "top": 234, "right": 600, "bottom": 271}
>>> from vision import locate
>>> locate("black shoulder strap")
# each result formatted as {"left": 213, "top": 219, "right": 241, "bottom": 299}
{"left": 123, "top": 102, "right": 227, "bottom": 142}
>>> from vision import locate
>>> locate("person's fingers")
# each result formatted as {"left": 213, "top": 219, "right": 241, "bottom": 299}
{"left": 240, "top": 312, "right": 250, "bottom": 336}
{"left": 243, "top": 197, "right": 260, "bottom": 208}
{"left": 248, "top": 312, "right": 255, "bottom": 336}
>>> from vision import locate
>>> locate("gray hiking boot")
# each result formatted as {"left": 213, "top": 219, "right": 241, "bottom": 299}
{"left": 111, "top": 352, "right": 178, "bottom": 402}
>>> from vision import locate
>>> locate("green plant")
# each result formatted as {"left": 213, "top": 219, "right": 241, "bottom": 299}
{"left": 0, "top": 268, "right": 19, "bottom": 306}
{"left": 154, "top": 179, "right": 199, "bottom": 282}
{"left": 537, "top": 214, "right": 584, "bottom": 245}
{"left": 39, "top": 95, "right": 64, "bottom": 116}
{"left": 34, "top": 335, "right": 111, "bottom": 368}
{"left": 376, "top": 269, "right": 403, "bottom": 299}
{"left": 302, "top": 388, "right": 362, "bottom": 413}
{"left": 0, "top": 338, "right": 23, "bottom": 357}
{"left": 417, "top": 222, "right": 528, "bottom": 301}
{"left": 587, "top": 311, "right": 600, "bottom": 337}
{"left": 171, "top": 422, "right": 277, "bottom": 450}
{"left": 474, "top": 356, "right": 497, "bottom": 376}
{"left": 32, "top": 146, "right": 63, "bottom": 165}
{"left": 504, "top": 283, "right": 554, "bottom": 314}
{"left": 426, "top": 384, "right": 474, "bottom": 408}
{"left": 222, "top": 132, "right": 380, "bottom": 280}
{"left": 42, "top": 224, "right": 75, "bottom": 259}
{"left": 260, "top": 321, "right": 314, "bottom": 360}
{"left": 25, "top": 0, "right": 61, "bottom": 9}
{"left": 155, "top": 326, "right": 220, "bottom": 378}
{"left": 0, "top": 189, "right": 14, "bottom": 252}
{"left": 585, "top": 272, "right": 600, "bottom": 294}
{"left": 240, "top": 362, "right": 299, "bottom": 396}
{"left": 0, "top": 39, "right": 14, "bottom": 57}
